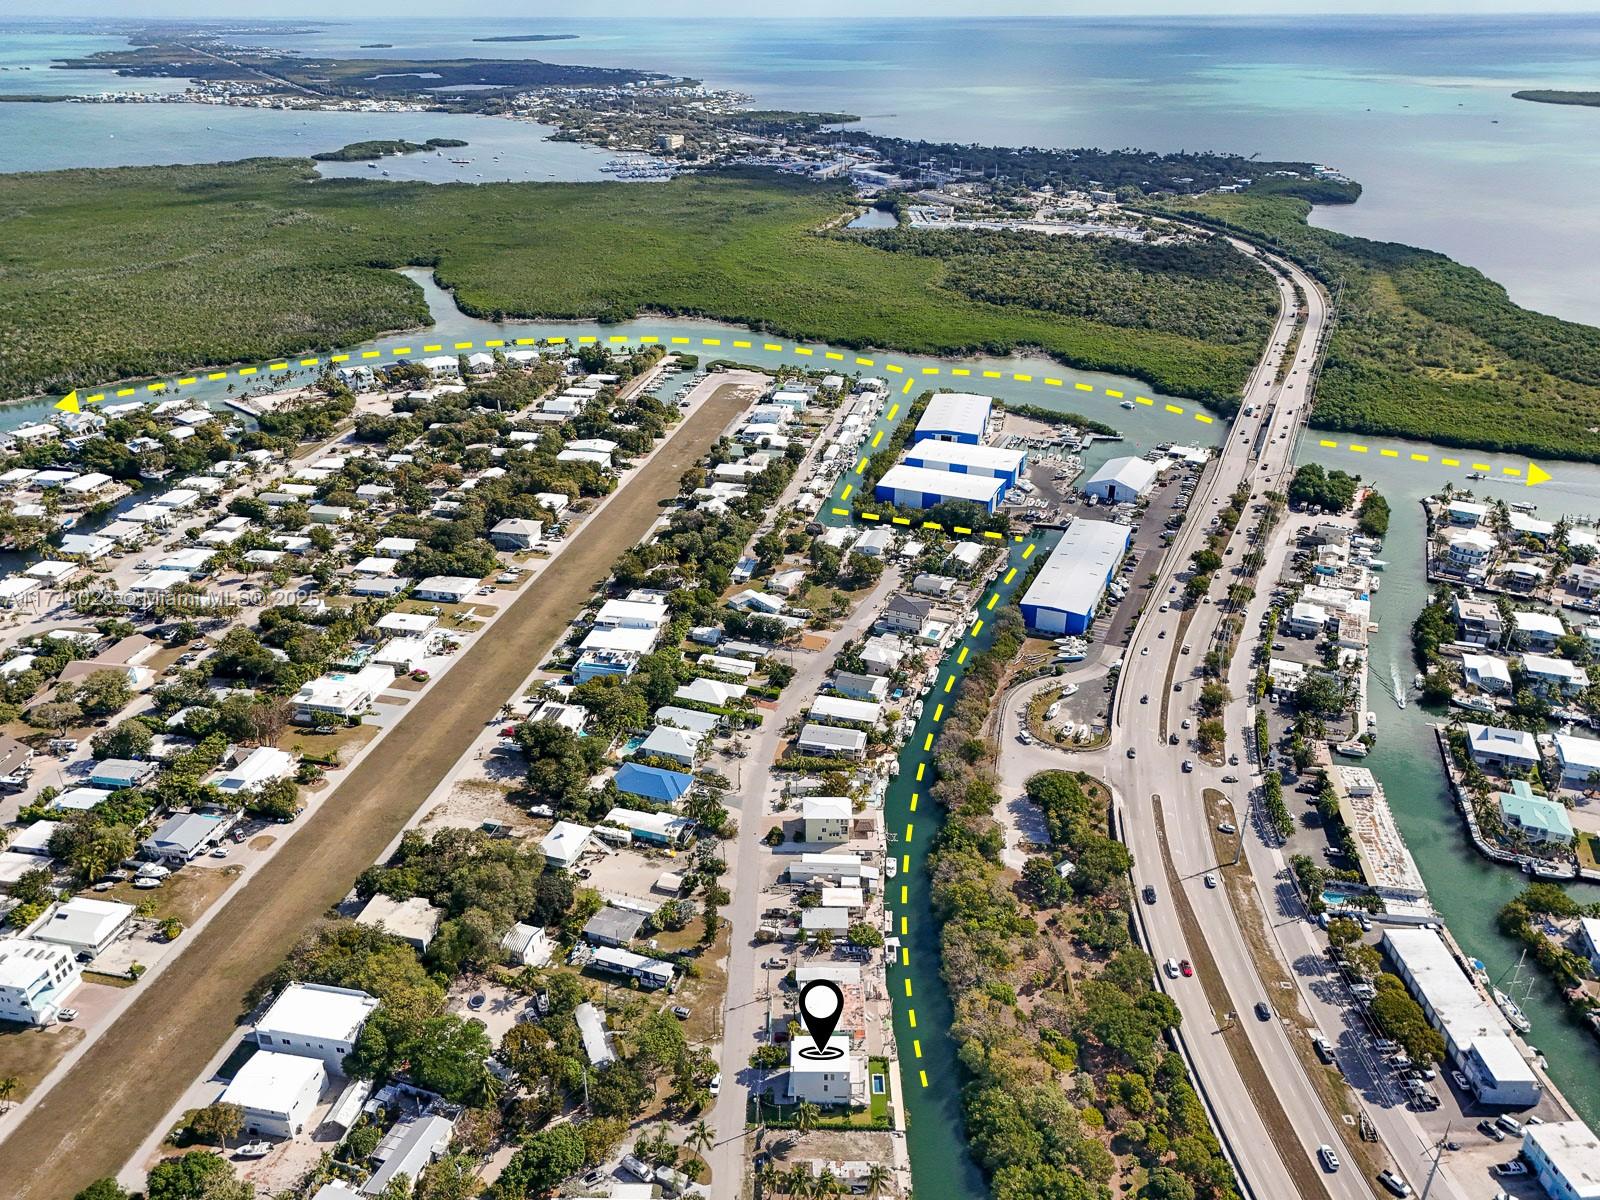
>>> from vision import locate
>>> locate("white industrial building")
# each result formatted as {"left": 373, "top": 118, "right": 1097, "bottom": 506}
{"left": 912, "top": 393, "right": 992, "bottom": 444}
{"left": 220, "top": 1049, "right": 327, "bottom": 1138}
{"left": 1018, "top": 520, "right": 1132, "bottom": 635}
{"left": 254, "top": 983, "right": 380, "bottom": 1072}
{"left": 1382, "top": 927, "right": 1541, "bottom": 1108}
{"left": 1080, "top": 456, "right": 1159, "bottom": 504}
{"left": 873, "top": 463, "right": 1007, "bottom": 515}
{"left": 902, "top": 440, "right": 1026, "bottom": 487}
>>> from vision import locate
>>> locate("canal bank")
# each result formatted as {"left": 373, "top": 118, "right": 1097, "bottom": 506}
{"left": 879, "top": 535, "right": 1045, "bottom": 1200}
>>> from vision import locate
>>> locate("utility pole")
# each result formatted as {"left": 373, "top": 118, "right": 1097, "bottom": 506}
{"left": 1418, "top": 1122, "right": 1450, "bottom": 1199}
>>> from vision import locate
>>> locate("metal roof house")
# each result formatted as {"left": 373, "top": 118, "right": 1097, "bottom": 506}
{"left": 142, "top": 811, "right": 230, "bottom": 865}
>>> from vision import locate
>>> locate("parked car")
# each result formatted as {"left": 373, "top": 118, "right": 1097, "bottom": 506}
{"left": 1217, "top": 822, "right": 1236, "bottom": 835}
{"left": 1493, "top": 1162, "right": 1527, "bottom": 1178}
{"left": 1478, "top": 1120, "right": 1507, "bottom": 1143}
{"left": 57, "top": 1008, "right": 79, "bottom": 1022}
{"left": 672, "top": 1005, "right": 691, "bottom": 1020}
{"left": 709, "top": 1073, "right": 721, "bottom": 1097}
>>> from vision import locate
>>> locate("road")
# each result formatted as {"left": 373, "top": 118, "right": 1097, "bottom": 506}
{"left": 0, "top": 382, "right": 756, "bottom": 1200}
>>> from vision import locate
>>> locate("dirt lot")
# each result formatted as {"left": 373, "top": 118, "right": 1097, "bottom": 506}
{"left": 0, "top": 382, "right": 755, "bottom": 1200}
{"left": 0, "top": 1021, "right": 84, "bottom": 1101}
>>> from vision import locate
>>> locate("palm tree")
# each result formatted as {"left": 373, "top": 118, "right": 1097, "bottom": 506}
{"left": 0, "top": 1075, "right": 18, "bottom": 1111}
{"left": 815, "top": 1167, "right": 842, "bottom": 1198}
{"left": 863, "top": 1162, "right": 894, "bottom": 1197}
{"left": 794, "top": 1100, "right": 821, "bottom": 1135}
{"left": 755, "top": 1161, "right": 780, "bottom": 1198}
{"left": 782, "top": 1165, "right": 811, "bottom": 1198}
{"left": 685, "top": 1117, "right": 714, "bottom": 1158}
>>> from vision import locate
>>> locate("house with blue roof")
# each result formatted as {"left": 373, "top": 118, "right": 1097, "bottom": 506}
{"left": 1497, "top": 779, "right": 1574, "bottom": 845}
{"left": 615, "top": 762, "right": 693, "bottom": 805}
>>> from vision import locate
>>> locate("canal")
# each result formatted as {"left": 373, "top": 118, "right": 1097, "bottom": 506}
{"left": 17, "top": 264, "right": 1600, "bottom": 1153}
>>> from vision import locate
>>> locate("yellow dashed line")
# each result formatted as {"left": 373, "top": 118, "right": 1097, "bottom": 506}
{"left": 901, "top": 885, "right": 908, "bottom": 904}
{"left": 360, "top": 350, "right": 380, "bottom": 359}
{"left": 920, "top": 1071, "right": 929, "bottom": 1088}
{"left": 1442, "top": 458, "right": 1461, "bottom": 467}
{"left": 913, "top": 1040, "right": 923, "bottom": 1058}
{"left": 453, "top": 341, "right": 473, "bottom": 350}
{"left": 1380, "top": 449, "right": 1399, "bottom": 458}
{"left": 943, "top": 675, "right": 954, "bottom": 693}
{"left": 116, "top": 388, "right": 135, "bottom": 397}
{"left": 1411, "top": 453, "right": 1430, "bottom": 462}
{"left": 825, "top": 351, "right": 843, "bottom": 360}
{"left": 1136, "top": 396, "right": 1154, "bottom": 406}
{"left": 902, "top": 948, "right": 910, "bottom": 966}
{"left": 1012, "top": 373, "right": 1032, "bottom": 383}
{"left": 915, "top": 763, "right": 925, "bottom": 781}
{"left": 956, "top": 646, "right": 969, "bottom": 664}
{"left": 982, "top": 370, "right": 1002, "bottom": 379}
{"left": 986, "top": 593, "right": 999, "bottom": 610}
{"left": 796, "top": 347, "right": 813, "bottom": 356}
{"left": 856, "top": 356, "right": 875, "bottom": 366}
{"left": 208, "top": 372, "right": 228, "bottom": 380}
{"left": 1164, "top": 403, "right": 1183, "bottom": 414}
{"left": 177, "top": 376, "right": 197, "bottom": 385}
{"left": 904, "top": 978, "right": 913, "bottom": 997}
{"left": 856, "top": 457, "right": 869, "bottom": 474}
{"left": 1045, "top": 378, "right": 1063, "bottom": 387}
{"left": 887, "top": 363, "right": 903, "bottom": 374}
{"left": 237, "top": 368, "right": 256, "bottom": 377}
{"left": 922, "top": 734, "right": 934, "bottom": 752}
{"left": 671, "top": 337, "right": 690, "bottom": 345}
{"left": 922, "top": 366, "right": 940, "bottom": 375}
{"left": 840, "top": 484, "right": 853, "bottom": 500}
{"left": 423, "top": 344, "right": 443, "bottom": 352}
{"left": 1003, "top": 567, "right": 1016, "bottom": 584}
{"left": 1105, "top": 389, "right": 1123, "bottom": 398}
{"left": 953, "top": 525, "right": 972, "bottom": 535}
{"left": 763, "top": 342, "right": 783, "bottom": 351}
{"left": 1473, "top": 462, "right": 1491, "bottom": 471}
{"left": 871, "top": 430, "right": 884, "bottom": 447}
{"left": 970, "top": 618, "right": 984, "bottom": 636}
{"left": 951, "top": 368, "right": 970, "bottom": 377}
{"left": 900, "top": 916, "right": 908, "bottom": 935}
{"left": 1350, "top": 444, "right": 1369, "bottom": 454}
{"left": 702, "top": 338, "right": 721, "bottom": 347}
{"left": 1022, "top": 543, "right": 1035, "bottom": 559}
{"left": 902, "top": 378, "right": 914, "bottom": 394}
{"left": 908, "top": 1008, "right": 916, "bottom": 1027}
{"left": 1319, "top": 439, "right": 1339, "bottom": 448}
{"left": 892, "top": 516, "right": 911, "bottom": 526}
{"left": 1195, "top": 413, "right": 1213, "bottom": 425}
{"left": 902, "top": 855, "right": 910, "bottom": 873}
{"left": 932, "top": 703, "right": 943, "bottom": 722}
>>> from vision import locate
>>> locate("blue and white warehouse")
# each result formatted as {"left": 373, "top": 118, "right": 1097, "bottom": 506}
{"left": 903, "top": 440, "right": 1027, "bottom": 488}
{"left": 874, "top": 464, "right": 1006, "bottom": 515}
{"left": 1019, "top": 519, "right": 1132, "bottom": 634}
{"left": 913, "top": 393, "right": 993, "bottom": 445}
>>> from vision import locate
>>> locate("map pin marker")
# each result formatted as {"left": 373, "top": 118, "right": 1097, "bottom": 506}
{"left": 797, "top": 979, "right": 845, "bottom": 1060}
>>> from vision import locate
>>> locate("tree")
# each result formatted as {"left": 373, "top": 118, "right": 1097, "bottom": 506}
{"left": 187, "top": 1102, "right": 244, "bottom": 1149}
{"left": 144, "top": 1151, "right": 246, "bottom": 1200}
{"left": 1195, "top": 719, "right": 1225, "bottom": 754}
{"left": 496, "top": 1124, "right": 586, "bottom": 1198}
{"left": 863, "top": 1163, "right": 894, "bottom": 1197}
{"left": 415, "top": 1153, "right": 479, "bottom": 1200}
{"left": 794, "top": 1101, "right": 821, "bottom": 1134}
{"left": 75, "top": 669, "right": 134, "bottom": 717}
{"left": 72, "top": 1183, "right": 129, "bottom": 1200}
{"left": 847, "top": 922, "right": 883, "bottom": 948}
{"left": 91, "top": 719, "right": 154, "bottom": 761}
{"left": 685, "top": 1117, "right": 714, "bottom": 1158}
{"left": 246, "top": 776, "right": 301, "bottom": 821}
{"left": 30, "top": 699, "right": 83, "bottom": 735}
{"left": 0, "top": 1074, "right": 19, "bottom": 1110}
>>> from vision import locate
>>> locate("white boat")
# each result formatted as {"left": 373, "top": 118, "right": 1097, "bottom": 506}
{"left": 1368, "top": 559, "right": 1388, "bottom": 571}
{"left": 885, "top": 858, "right": 898, "bottom": 879}
{"left": 1494, "top": 989, "right": 1531, "bottom": 1034}
{"left": 234, "top": 1142, "right": 273, "bottom": 1159}
{"left": 1044, "top": 701, "right": 1062, "bottom": 721}
{"left": 1333, "top": 741, "right": 1369, "bottom": 758}
{"left": 1451, "top": 694, "right": 1496, "bottom": 714}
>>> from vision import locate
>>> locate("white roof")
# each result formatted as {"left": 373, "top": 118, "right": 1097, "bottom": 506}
{"left": 903, "top": 440, "right": 1026, "bottom": 474}
{"left": 1523, "top": 652, "right": 1588, "bottom": 683}
{"left": 413, "top": 575, "right": 478, "bottom": 597}
{"left": 1447, "top": 499, "right": 1489, "bottom": 517}
{"left": 1557, "top": 733, "right": 1600, "bottom": 773}
{"left": 217, "top": 746, "right": 295, "bottom": 794}
{"left": 376, "top": 612, "right": 436, "bottom": 634}
{"left": 258, "top": 982, "right": 379, "bottom": 1043}
{"left": 1446, "top": 528, "right": 1495, "bottom": 551}
{"left": 1083, "top": 455, "right": 1159, "bottom": 495}
{"left": 803, "top": 796, "right": 853, "bottom": 821}
{"left": 809, "top": 695, "right": 881, "bottom": 726}
{"left": 675, "top": 678, "right": 746, "bottom": 706}
{"left": 36, "top": 897, "right": 133, "bottom": 948}
{"left": 1465, "top": 722, "right": 1540, "bottom": 762}
{"left": 541, "top": 821, "right": 593, "bottom": 862}
{"left": 1019, "top": 520, "right": 1130, "bottom": 618}
{"left": 1383, "top": 927, "right": 1517, "bottom": 1055}
{"left": 582, "top": 625, "right": 659, "bottom": 654}
{"left": 916, "top": 392, "right": 991, "bottom": 439}
{"left": 639, "top": 725, "right": 704, "bottom": 760}
{"left": 1462, "top": 654, "right": 1512, "bottom": 684}
{"left": 876, "top": 463, "right": 1006, "bottom": 504}
{"left": 1508, "top": 510, "right": 1557, "bottom": 537}
{"left": 221, "top": 1050, "right": 325, "bottom": 1114}
{"left": 1525, "top": 1123, "right": 1600, "bottom": 1199}
{"left": 1515, "top": 610, "right": 1565, "bottom": 636}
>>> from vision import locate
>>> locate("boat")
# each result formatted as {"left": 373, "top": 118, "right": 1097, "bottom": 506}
{"left": 1494, "top": 988, "right": 1531, "bottom": 1033}
{"left": 1333, "top": 741, "right": 1369, "bottom": 758}
{"left": 1368, "top": 559, "right": 1388, "bottom": 571}
{"left": 885, "top": 858, "right": 898, "bottom": 879}
{"left": 1468, "top": 471, "right": 1486, "bottom": 480}
{"left": 1044, "top": 701, "right": 1062, "bottom": 721}
{"left": 1450, "top": 694, "right": 1496, "bottom": 714}
{"left": 234, "top": 1142, "right": 272, "bottom": 1159}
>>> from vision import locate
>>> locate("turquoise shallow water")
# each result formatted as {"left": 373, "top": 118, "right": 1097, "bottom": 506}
{"left": 4, "top": 15, "right": 1600, "bottom": 321}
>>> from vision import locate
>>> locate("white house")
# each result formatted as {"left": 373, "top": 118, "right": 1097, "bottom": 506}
{"left": 1461, "top": 653, "right": 1513, "bottom": 695}
{"left": 787, "top": 1035, "right": 866, "bottom": 1106}
{"left": 0, "top": 938, "right": 80, "bottom": 1026}
{"left": 254, "top": 982, "right": 380, "bottom": 1072}
{"left": 1285, "top": 601, "right": 1329, "bottom": 638}
{"left": 215, "top": 746, "right": 296, "bottom": 799}
{"left": 500, "top": 923, "right": 554, "bottom": 968}
{"left": 291, "top": 666, "right": 393, "bottom": 723}
{"left": 540, "top": 821, "right": 594, "bottom": 869}
{"left": 1444, "top": 529, "right": 1495, "bottom": 568}
{"left": 489, "top": 518, "right": 543, "bottom": 550}
{"left": 1555, "top": 733, "right": 1600, "bottom": 790}
{"left": 1464, "top": 722, "right": 1541, "bottom": 773}
{"left": 412, "top": 576, "right": 479, "bottom": 604}
{"left": 221, "top": 1050, "right": 327, "bottom": 1139}
{"left": 1522, "top": 653, "right": 1590, "bottom": 696}
{"left": 1514, "top": 610, "right": 1566, "bottom": 650}
{"left": 31, "top": 897, "right": 135, "bottom": 958}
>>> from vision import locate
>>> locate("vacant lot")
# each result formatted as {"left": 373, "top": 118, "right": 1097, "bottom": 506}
{"left": 0, "top": 383, "right": 753, "bottom": 1200}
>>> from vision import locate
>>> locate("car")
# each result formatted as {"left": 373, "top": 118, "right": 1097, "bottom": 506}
{"left": 1229, "top": 754, "right": 1239, "bottom": 765}
{"left": 672, "top": 1005, "right": 691, "bottom": 1020}
{"left": 1317, "top": 1144, "right": 1340, "bottom": 1172}
{"left": 1128, "top": 747, "right": 1137, "bottom": 759}
{"left": 1478, "top": 1120, "right": 1507, "bottom": 1143}
{"left": 1174, "top": 682, "right": 1182, "bottom": 692}
{"left": 1180, "top": 959, "right": 1193, "bottom": 977}
{"left": 581, "top": 1170, "right": 607, "bottom": 1188}
{"left": 1204, "top": 872, "right": 1217, "bottom": 888}
{"left": 1221, "top": 774, "right": 1238, "bottom": 783}
{"left": 1217, "top": 821, "right": 1236, "bottom": 835}
{"left": 1140, "top": 646, "right": 1149, "bottom": 656}
{"left": 1165, "top": 958, "right": 1181, "bottom": 978}
{"left": 1181, "top": 760, "right": 1194, "bottom": 773}
{"left": 1142, "top": 885, "right": 1158, "bottom": 905}
{"left": 764, "top": 958, "right": 787, "bottom": 969}
{"left": 1453, "top": 1070, "right": 1472, "bottom": 1094}
{"left": 313, "top": 725, "right": 337, "bottom": 735}
{"left": 709, "top": 1073, "right": 721, "bottom": 1097}
{"left": 1158, "top": 603, "right": 1168, "bottom": 613}
{"left": 1376, "top": 1169, "right": 1413, "bottom": 1197}
{"left": 1495, "top": 1114, "right": 1524, "bottom": 1137}
{"left": 1181, "top": 718, "right": 1192, "bottom": 730}
{"left": 209, "top": 846, "right": 228, "bottom": 858}
{"left": 1140, "top": 694, "right": 1149, "bottom": 704}
{"left": 1158, "top": 629, "right": 1167, "bottom": 638}
{"left": 1181, "top": 643, "right": 1192, "bottom": 654}
{"left": 1254, "top": 1001, "right": 1271, "bottom": 1021}
{"left": 1493, "top": 1162, "right": 1527, "bottom": 1178}
{"left": 467, "top": 993, "right": 486, "bottom": 1011}
{"left": 57, "top": 1008, "right": 79, "bottom": 1022}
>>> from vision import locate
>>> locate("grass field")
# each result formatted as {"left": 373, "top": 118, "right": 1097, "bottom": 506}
{"left": 1156, "top": 190, "right": 1600, "bottom": 460}
{"left": 0, "top": 161, "right": 1273, "bottom": 406}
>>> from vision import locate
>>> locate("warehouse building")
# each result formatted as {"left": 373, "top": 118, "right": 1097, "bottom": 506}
{"left": 1522, "top": 1121, "right": 1600, "bottom": 1200}
{"left": 873, "top": 464, "right": 1006, "bottom": 515}
{"left": 1080, "top": 456, "right": 1160, "bottom": 504}
{"left": 913, "top": 393, "right": 993, "bottom": 444}
{"left": 1382, "top": 927, "right": 1541, "bottom": 1108}
{"left": 1018, "top": 520, "right": 1132, "bottom": 635}
{"left": 903, "top": 440, "right": 1027, "bottom": 488}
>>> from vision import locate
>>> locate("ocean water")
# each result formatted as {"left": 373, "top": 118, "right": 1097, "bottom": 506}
{"left": 3, "top": 16, "right": 1600, "bottom": 321}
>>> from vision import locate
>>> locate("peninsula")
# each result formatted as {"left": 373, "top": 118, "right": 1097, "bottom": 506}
{"left": 1513, "top": 89, "right": 1600, "bottom": 107}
